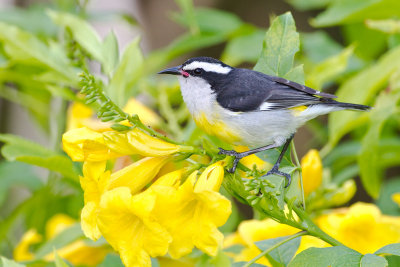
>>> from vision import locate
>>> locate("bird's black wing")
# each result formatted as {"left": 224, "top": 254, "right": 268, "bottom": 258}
{"left": 267, "top": 75, "right": 337, "bottom": 99}
{"left": 215, "top": 68, "right": 334, "bottom": 112}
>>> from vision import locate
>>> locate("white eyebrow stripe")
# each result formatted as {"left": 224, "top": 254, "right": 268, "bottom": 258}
{"left": 184, "top": 61, "right": 232, "bottom": 74}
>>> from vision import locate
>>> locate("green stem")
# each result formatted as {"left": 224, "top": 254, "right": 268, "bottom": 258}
{"left": 291, "top": 140, "right": 306, "bottom": 210}
{"left": 292, "top": 205, "right": 343, "bottom": 247}
{"left": 244, "top": 231, "right": 307, "bottom": 267}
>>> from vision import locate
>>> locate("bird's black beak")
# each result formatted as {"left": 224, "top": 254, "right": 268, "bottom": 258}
{"left": 158, "top": 65, "right": 182, "bottom": 75}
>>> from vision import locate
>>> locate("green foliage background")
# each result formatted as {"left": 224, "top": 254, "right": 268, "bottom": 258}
{"left": 0, "top": 0, "right": 399, "bottom": 266}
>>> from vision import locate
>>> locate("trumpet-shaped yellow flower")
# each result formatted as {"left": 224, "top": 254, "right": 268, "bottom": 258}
{"left": 14, "top": 229, "right": 42, "bottom": 261}
{"left": 80, "top": 157, "right": 170, "bottom": 240}
{"left": 14, "top": 214, "right": 109, "bottom": 266}
{"left": 150, "top": 162, "right": 232, "bottom": 258}
{"left": 62, "top": 127, "right": 122, "bottom": 161}
{"left": 103, "top": 128, "right": 194, "bottom": 157}
{"left": 66, "top": 102, "right": 93, "bottom": 131}
{"left": 316, "top": 202, "right": 400, "bottom": 254}
{"left": 64, "top": 125, "right": 193, "bottom": 162}
{"left": 301, "top": 149, "right": 323, "bottom": 196}
{"left": 224, "top": 218, "right": 328, "bottom": 265}
{"left": 235, "top": 146, "right": 269, "bottom": 178}
{"left": 97, "top": 187, "right": 172, "bottom": 267}
{"left": 66, "top": 98, "right": 161, "bottom": 131}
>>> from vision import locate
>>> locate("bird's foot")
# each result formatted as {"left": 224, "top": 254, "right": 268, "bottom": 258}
{"left": 218, "top": 148, "right": 243, "bottom": 173}
{"left": 265, "top": 167, "right": 291, "bottom": 188}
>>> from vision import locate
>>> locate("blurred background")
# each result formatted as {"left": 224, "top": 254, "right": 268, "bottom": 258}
{"left": 0, "top": 0, "right": 399, "bottom": 265}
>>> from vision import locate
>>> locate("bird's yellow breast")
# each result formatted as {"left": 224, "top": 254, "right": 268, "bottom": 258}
{"left": 194, "top": 112, "right": 242, "bottom": 143}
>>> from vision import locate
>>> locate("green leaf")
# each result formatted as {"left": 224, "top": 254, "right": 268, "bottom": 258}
{"left": 173, "top": 0, "right": 199, "bottom": 35}
{"left": 254, "top": 12, "right": 301, "bottom": 79}
{"left": 0, "top": 257, "right": 25, "bottom": 267}
{"left": 342, "top": 23, "right": 387, "bottom": 60}
{"left": 255, "top": 235, "right": 301, "bottom": 266}
{"left": 0, "top": 22, "right": 76, "bottom": 83}
{"left": 196, "top": 250, "right": 232, "bottom": 267}
{"left": 98, "top": 254, "right": 124, "bottom": 267}
{"left": 288, "top": 246, "right": 362, "bottom": 267}
{"left": 301, "top": 31, "right": 343, "bottom": 63}
{"left": 54, "top": 249, "right": 71, "bottom": 267}
{"left": 288, "top": 0, "right": 333, "bottom": 11}
{"left": 35, "top": 224, "right": 83, "bottom": 258}
{"left": 102, "top": 31, "right": 119, "bottom": 77}
{"left": 107, "top": 37, "right": 143, "bottom": 106}
{"left": 48, "top": 10, "right": 103, "bottom": 63}
{"left": 145, "top": 32, "right": 227, "bottom": 75}
{"left": 0, "top": 134, "right": 78, "bottom": 179}
{"left": 174, "top": 8, "right": 242, "bottom": 35}
{"left": 221, "top": 28, "right": 265, "bottom": 66}
{"left": 312, "top": 0, "right": 400, "bottom": 27}
{"left": 306, "top": 46, "right": 354, "bottom": 90}
{"left": 366, "top": 19, "right": 400, "bottom": 34}
{"left": 375, "top": 243, "right": 400, "bottom": 257}
{"left": 284, "top": 65, "right": 305, "bottom": 85}
{"left": 0, "top": 161, "right": 42, "bottom": 206}
{"left": 327, "top": 46, "right": 400, "bottom": 150}
{"left": 0, "top": 6, "right": 57, "bottom": 37}
{"left": 360, "top": 254, "right": 388, "bottom": 267}
{"left": 358, "top": 90, "right": 400, "bottom": 198}
{"left": 376, "top": 178, "right": 400, "bottom": 216}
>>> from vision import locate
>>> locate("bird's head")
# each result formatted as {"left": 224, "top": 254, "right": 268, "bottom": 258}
{"left": 158, "top": 57, "right": 233, "bottom": 87}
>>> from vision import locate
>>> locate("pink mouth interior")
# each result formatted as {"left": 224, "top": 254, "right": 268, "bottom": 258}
{"left": 181, "top": 70, "right": 189, "bottom": 77}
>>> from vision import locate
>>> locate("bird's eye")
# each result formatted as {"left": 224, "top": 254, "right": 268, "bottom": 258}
{"left": 193, "top": 68, "right": 203, "bottom": 75}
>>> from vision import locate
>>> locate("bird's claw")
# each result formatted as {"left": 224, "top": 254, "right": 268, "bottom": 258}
{"left": 218, "top": 148, "right": 239, "bottom": 157}
{"left": 218, "top": 148, "right": 242, "bottom": 173}
{"left": 265, "top": 167, "right": 291, "bottom": 188}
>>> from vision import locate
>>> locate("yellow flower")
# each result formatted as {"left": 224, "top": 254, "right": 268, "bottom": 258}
{"left": 45, "top": 240, "right": 110, "bottom": 266}
{"left": 80, "top": 157, "right": 170, "bottom": 240}
{"left": 103, "top": 128, "right": 194, "bottom": 157}
{"left": 14, "top": 214, "right": 109, "bottom": 266}
{"left": 301, "top": 149, "right": 323, "bottom": 196}
{"left": 123, "top": 98, "right": 161, "bottom": 128}
{"left": 66, "top": 98, "right": 161, "bottom": 131}
{"left": 150, "top": 162, "right": 232, "bottom": 258}
{"left": 45, "top": 213, "right": 76, "bottom": 238}
{"left": 224, "top": 218, "right": 328, "bottom": 265}
{"left": 14, "top": 229, "right": 42, "bottom": 261}
{"left": 97, "top": 187, "right": 172, "bottom": 267}
{"left": 66, "top": 102, "right": 93, "bottom": 131}
{"left": 235, "top": 146, "right": 270, "bottom": 178}
{"left": 62, "top": 127, "right": 122, "bottom": 162}
{"left": 316, "top": 202, "right": 400, "bottom": 254}
{"left": 392, "top": 193, "right": 400, "bottom": 206}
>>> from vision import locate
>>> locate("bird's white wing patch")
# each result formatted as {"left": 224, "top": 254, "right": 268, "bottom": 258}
{"left": 184, "top": 61, "right": 232, "bottom": 74}
{"left": 259, "top": 102, "right": 276, "bottom": 111}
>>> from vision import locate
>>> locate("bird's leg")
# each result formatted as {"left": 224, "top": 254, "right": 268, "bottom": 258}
{"left": 219, "top": 143, "right": 280, "bottom": 173}
{"left": 265, "top": 134, "right": 294, "bottom": 188}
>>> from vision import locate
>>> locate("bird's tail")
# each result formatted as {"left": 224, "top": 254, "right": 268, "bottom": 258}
{"left": 322, "top": 99, "right": 371, "bottom": 111}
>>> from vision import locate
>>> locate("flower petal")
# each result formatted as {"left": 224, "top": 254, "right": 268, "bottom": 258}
{"left": 81, "top": 201, "right": 101, "bottom": 240}
{"left": 98, "top": 187, "right": 171, "bottom": 266}
{"left": 108, "top": 156, "right": 170, "bottom": 193}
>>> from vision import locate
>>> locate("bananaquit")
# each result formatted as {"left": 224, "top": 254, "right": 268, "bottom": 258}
{"left": 159, "top": 57, "right": 370, "bottom": 186}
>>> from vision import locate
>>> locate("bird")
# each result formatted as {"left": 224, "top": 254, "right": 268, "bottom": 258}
{"left": 158, "top": 57, "right": 370, "bottom": 187}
